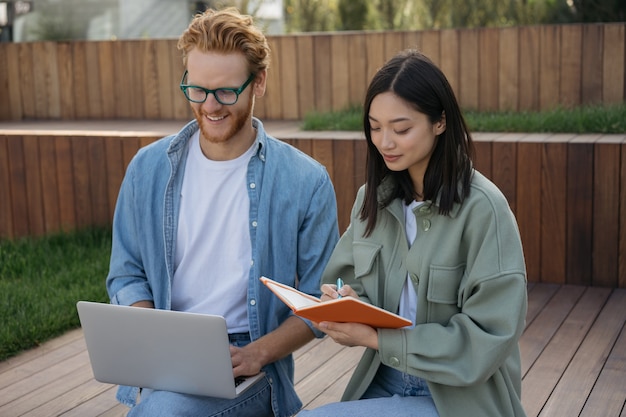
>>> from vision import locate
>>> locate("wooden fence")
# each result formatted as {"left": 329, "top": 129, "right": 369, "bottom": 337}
{"left": 1, "top": 130, "right": 625, "bottom": 288}
{"left": 0, "top": 23, "right": 625, "bottom": 121}
{"left": 1, "top": 22, "right": 625, "bottom": 287}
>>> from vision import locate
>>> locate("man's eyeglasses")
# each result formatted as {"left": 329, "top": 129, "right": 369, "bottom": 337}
{"left": 179, "top": 71, "right": 256, "bottom": 105}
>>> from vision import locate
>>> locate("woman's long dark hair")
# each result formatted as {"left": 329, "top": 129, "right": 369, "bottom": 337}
{"left": 359, "top": 49, "right": 475, "bottom": 237}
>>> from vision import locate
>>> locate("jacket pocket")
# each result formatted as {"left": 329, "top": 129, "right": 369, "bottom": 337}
{"left": 353, "top": 241, "right": 382, "bottom": 278}
{"left": 426, "top": 264, "right": 464, "bottom": 324}
{"left": 352, "top": 241, "right": 383, "bottom": 301}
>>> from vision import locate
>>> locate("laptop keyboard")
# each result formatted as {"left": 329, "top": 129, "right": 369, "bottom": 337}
{"left": 234, "top": 376, "right": 247, "bottom": 387}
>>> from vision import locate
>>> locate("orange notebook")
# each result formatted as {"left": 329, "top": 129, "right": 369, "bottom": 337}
{"left": 260, "top": 276, "right": 412, "bottom": 329}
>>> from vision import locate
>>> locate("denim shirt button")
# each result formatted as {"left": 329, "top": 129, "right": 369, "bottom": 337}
{"left": 250, "top": 299, "right": 256, "bottom": 306}
{"left": 252, "top": 221, "right": 258, "bottom": 227}
{"left": 250, "top": 182, "right": 256, "bottom": 189}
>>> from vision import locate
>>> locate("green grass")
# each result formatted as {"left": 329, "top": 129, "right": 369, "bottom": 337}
{"left": 302, "top": 104, "right": 364, "bottom": 131}
{"left": 0, "top": 227, "right": 111, "bottom": 361}
{"left": 302, "top": 103, "right": 626, "bottom": 134}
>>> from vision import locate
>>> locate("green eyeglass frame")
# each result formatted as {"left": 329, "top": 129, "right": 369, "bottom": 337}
{"left": 179, "top": 71, "right": 256, "bottom": 105}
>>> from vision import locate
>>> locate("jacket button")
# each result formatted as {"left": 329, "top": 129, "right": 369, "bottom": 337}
{"left": 419, "top": 205, "right": 431, "bottom": 214}
{"left": 422, "top": 219, "right": 431, "bottom": 231}
{"left": 389, "top": 357, "right": 400, "bottom": 367}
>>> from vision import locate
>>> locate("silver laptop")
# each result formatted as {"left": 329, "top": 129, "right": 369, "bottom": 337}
{"left": 76, "top": 301, "right": 265, "bottom": 399}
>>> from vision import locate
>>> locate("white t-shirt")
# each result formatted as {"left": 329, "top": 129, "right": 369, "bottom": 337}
{"left": 171, "top": 131, "right": 256, "bottom": 333}
{"left": 399, "top": 200, "right": 422, "bottom": 328}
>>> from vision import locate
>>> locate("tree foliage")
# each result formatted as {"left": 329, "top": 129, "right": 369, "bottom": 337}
{"left": 284, "top": 0, "right": 338, "bottom": 32}
{"left": 283, "top": 0, "right": 625, "bottom": 32}
{"left": 337, "top": 0, "right": 370, "bottom": 30}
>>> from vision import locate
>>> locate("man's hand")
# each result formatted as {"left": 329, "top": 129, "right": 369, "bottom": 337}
{"left": 131, "top": 300, "right": 155, "bottom": 308}
{"left": 229, "top": 315, "right": 315, "bottom": 378}
{"left": 230, "top": 344, "right": 264, "bottom": 378}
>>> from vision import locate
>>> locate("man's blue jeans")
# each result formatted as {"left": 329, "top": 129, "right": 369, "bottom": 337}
{"left": 127, "top": 333, "right": 273, "bottom": 417}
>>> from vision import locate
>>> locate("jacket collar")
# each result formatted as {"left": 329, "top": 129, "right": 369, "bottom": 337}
{"left": 379, "top": 175, "right": 464, "bottom": 219}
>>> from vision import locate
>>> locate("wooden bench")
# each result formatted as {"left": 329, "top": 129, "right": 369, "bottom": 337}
{"left": 0, "top": 283, "right": 624, "bottom": 416}
{"left": 2, "top": 121, "right": 626, "bottom": 289}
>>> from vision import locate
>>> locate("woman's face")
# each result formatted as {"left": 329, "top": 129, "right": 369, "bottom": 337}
{"left": 368, "top": 92, "right": 445, "bottom": 189}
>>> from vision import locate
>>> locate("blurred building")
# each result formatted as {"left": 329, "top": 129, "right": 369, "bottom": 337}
{"left": 3, "top": 0, "right": 283, "bottom": 42}
{"left": 0, "top": 0, "right": 33, "bottom": 41}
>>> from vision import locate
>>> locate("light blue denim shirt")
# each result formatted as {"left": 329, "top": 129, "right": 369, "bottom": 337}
{"left": 106, "top": 118, "right": 339, "bottom": 417}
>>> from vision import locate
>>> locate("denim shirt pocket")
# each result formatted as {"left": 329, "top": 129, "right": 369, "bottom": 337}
{"left": 426, "top": 264, "right": 464, "bottom": 324}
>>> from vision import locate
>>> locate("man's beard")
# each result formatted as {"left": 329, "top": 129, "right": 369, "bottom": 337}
{"left": 194, "top": 91, "right": 255, "bottom": 145}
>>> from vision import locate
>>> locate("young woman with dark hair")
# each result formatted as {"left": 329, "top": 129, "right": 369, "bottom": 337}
{"left": 299, "top": 50, "right": 528, "bottom": 417}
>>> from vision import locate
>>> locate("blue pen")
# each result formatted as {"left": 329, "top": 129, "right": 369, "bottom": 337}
{"left": 336, "top": 278, "right": 344, "bottom": 299}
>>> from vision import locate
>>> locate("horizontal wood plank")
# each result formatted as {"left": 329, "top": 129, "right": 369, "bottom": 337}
{"left": 579, "top": 318, "right": 626, "bottom": 417}
{"left": 0, "top": 285, "right": 624, "bottom": 416}
{"left": 520, "top": 285, "right": 586, "bottom": 376}
{"left": 538, "top": 288, "right": 626, "bottom": 417}
{"left": 521, "top": 287, "right": 612, "bottom": 417}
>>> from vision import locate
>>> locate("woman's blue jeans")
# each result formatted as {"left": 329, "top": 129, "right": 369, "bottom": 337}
{"left": 297, "top": 365, "right": 439, "bottom": 417}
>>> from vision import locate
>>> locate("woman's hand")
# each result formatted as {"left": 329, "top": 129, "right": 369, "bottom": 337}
{"left": 320, "top": 283, "right": 357, "bottom": 301}
{"left": 316, "top": 282, "right": 378, "bottom": 350}
{"left": 314, "top": 320, "right": 379, "bottom": 350}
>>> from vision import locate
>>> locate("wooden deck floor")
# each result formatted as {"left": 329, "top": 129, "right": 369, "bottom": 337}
{"left": 0, "top": 283, "right": 624, "bottom": 416}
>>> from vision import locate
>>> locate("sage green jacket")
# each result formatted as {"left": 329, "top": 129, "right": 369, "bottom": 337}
{"left": 321, "top": 171, "right": 527, "bottom": 417}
